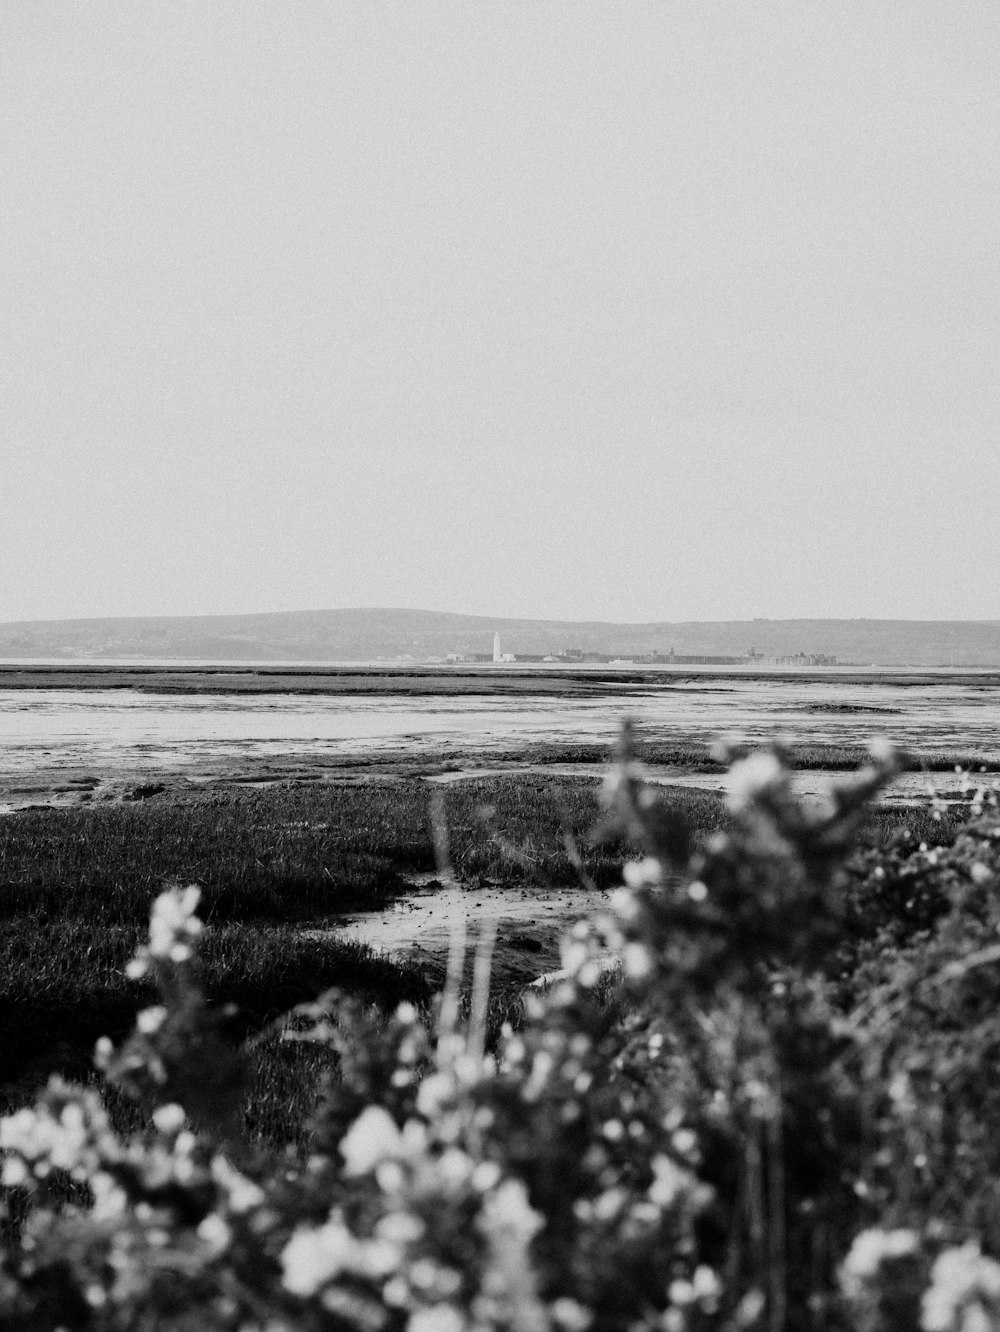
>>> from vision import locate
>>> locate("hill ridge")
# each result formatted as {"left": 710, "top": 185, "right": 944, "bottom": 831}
{"left": 2, "top": 609, "right": 1000, "bottom": 666}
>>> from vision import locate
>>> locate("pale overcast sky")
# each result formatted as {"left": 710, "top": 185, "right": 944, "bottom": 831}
{"left": 1, "top": 3, "right": 997, "bottom": 623}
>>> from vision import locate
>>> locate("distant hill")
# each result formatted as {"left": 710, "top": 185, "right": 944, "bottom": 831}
{"left": 1, "top": 608, "right": 1000, "bottom": 667}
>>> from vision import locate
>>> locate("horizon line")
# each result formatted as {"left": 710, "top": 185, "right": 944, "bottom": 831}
{"left": 3, "top": 607, "right": 1000, "bottom": 629}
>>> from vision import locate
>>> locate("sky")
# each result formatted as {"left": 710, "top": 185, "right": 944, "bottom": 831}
{"left": 1, "top": 2, "right": 998, "bottom": 625}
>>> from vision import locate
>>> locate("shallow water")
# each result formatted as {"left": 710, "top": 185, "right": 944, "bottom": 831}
{"left": 309, "top": 875, "right": 616, "bottom": 980}
{"left": 0, "top": 676, "right": 996, "bottom": 809}
{"left": 3, "top": 676, "right": 996, "bottom": 971}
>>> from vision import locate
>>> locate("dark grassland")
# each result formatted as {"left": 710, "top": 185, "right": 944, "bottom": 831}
{"left": 0, "top": 775, "right": 975, "bottom": 1144}
{"left": 4, "top": 663, "right": 998, "bottom": 695}
{"left": 407, "top": 739, "right": 999, "bottom": 772}
{"left": 0, "top": 778, "right": 623, "bottom": 1122}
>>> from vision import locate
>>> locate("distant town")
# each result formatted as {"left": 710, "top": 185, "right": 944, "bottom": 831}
{"left": 444, "top": 633, "right": 841, "bottom": 668}
{"left": 3, "top": 610, "right": 996, "bottom": 667}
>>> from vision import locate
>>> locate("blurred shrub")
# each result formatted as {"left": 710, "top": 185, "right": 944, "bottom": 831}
{"left": 1, "top": 736, "right": 999, "bottom": 1331}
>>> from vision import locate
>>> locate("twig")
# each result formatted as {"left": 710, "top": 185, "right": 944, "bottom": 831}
{"left": 850, "top": 941, "right": 1000, "bottom": 1035}
{"left": 468, "top": 919, "right": 497, "bottom": 1063}
{"left": 429, "top": 789, "right": 465, "bottom": 1058}
{"left": 766, "top": 1077, "right": 786, "bottom": 1332}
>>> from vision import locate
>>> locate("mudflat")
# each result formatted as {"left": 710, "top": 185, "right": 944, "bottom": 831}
{"left": 0, "top": 665, "right": 997, "bottom": 814}
{"left": 0, "top": 666, "right": 993, "bottom": 1112}
{"left": 2, "top": 662, "right": 999, "bottom": 693}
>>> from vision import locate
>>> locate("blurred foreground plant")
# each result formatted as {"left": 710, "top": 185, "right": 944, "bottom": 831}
{"left": 1, "top": 731, "right": 999, "bottom": 1331}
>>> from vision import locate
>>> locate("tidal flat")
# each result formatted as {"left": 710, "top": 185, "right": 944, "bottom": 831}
{"left": 1, "top": 663, "right": 998, "bottom": 813}
{"left": 0, "top": 664, "right": 996, "bottom": 1142}
{"left": 0, "top": 769, "right": 971, "bottom": 1137}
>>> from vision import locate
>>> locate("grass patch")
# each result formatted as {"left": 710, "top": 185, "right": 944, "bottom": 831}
{"left": 0, "top": 919, "right": 432, "bottom": 1104}
{"left": 0, "top": 783, "right": 438, "bottom": 926}
{"left": 0, "top": 773, "right": 976, "bottom": 1141}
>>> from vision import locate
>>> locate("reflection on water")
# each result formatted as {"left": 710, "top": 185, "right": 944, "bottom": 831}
{"left": 0, "top": 678, "right": 997, "bottom": 808}
{"left": 313, "top": 880, "right": 613, "bottom": 961}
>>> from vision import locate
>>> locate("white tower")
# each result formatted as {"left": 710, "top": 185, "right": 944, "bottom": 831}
{"left": 493, "top": 632, "right": 501, "bottom": 662}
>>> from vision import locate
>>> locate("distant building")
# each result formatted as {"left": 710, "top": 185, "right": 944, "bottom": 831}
{"left": 551, "top": 649, "right": 614, "bottom": 663}
{"left": 771, "top": 652, "right": 838, "bottom": 667}
{"left": 446, "top": 640, "right": 838, "bottom": 669}
{"left": 653, "top": 649, "right": 746, "bottom": 666}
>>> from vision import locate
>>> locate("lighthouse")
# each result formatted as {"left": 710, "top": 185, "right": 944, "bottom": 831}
{"left": 493, "top": 632, "right": 502, "bottom": 663}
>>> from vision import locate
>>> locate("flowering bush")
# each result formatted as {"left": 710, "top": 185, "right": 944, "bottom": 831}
{"left": 2, "top": 737, "right": 1000, "bottom": 1330}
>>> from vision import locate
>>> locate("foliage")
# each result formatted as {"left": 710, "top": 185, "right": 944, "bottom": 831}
{"left": 2, "top": 738, "right": 1000, "bottom": 1330}
{"left": 0, "top": 776, "right": 627, "bottom": 1107}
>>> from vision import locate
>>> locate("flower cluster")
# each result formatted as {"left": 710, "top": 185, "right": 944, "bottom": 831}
{"left": 126, "top": 884, "right": 204, "bottom": 979}
{"left": 923, "top": 1242, "right": 1000, "bottom": 1332}
{"left": 2, "top": 740, "right": 1000, "bottom": 1329}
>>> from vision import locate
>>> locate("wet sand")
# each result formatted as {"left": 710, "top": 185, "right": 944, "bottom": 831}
{"left": 304, "top": 875, "right": 617, "bottom": 984}
{"left": 0, "top": 663, "right": 642, "bottom": 698}
{"left": 3, "top": 663, "right": 999, "bottom": 693}
{"left": 2, "top": 665, "right": 996, "bottom": 981}
{"left": 1, "top": 667, "right": 997, "bottom": 813}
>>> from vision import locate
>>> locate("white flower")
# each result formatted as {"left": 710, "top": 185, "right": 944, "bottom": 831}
{"left": 623, "top": 943, "right": 653, "bottom": 980}
{"left": 649, "top": 1155, "right": 693, "bottom": 1208}
{"left": 196, "top": 1213, "right": 231, "bottom": 1254}
{"left": 1, "top": 1158, "right": 28, "bottom": 1187}
{"left": 551, "top": 1298, "right": 592, "bottom": 1330}
{"left": 151, "top": 1103, "right": 185, "bottom": 1133}
{"left": 137, "top": 1006, "right": 168, "bottom": 1036}
{"left": 471, "top": 1161, "right": 502, "bottom": 1192}
{"left": 623, "top": 857, "right": 663, "bottom": 889}
{"left": 868, "top": 737, "right": 895, "bottom": 764}
{"left": 211, "top": 1155, "right": 265, "bottom": 1213}
{"left": 593, "top": 1188, "right": 626, "bottom": 1221}
{"left": 521, "top": 1051, "right": 555, "bottom": 1102}
{"left": 669, "top": 1278, "right": 696, "bottom": 1306}
{"left": 0, "top": 1107, "right": 41, "bottom": 1155}
{"left": 478, "top": 1178, "right": 543, "bottom": 1243}
{"left": 840, "top": 1227, "right": 919, "bottom": 1300}
{"left": 672, "top": 1129, "right": 698, "bottom": 1158}
{"left": 609, "top": 887, "right": 642, "bottom": 921}
{"left": 0, "top": 1100, "right": 93, "bottom": 1177}
{"left": 436, "top": 1148, "right": 475, "bottom": 1191}
{"left": 375, "top": 1212, "right": 425, "bottom": 1245}
{"left": 148, "top": 885, "right": 203, "bottom": 961}
{"left": 416, "top": 1073, "right": 454, "bottom": 1118}
{"left": 89, "top": 1172, "right": 128, "bottom": 1221}
{"left": 340, "top": 1106, "right": 405, "bottom": 1177}
{"left": 408, "top": 1307, "right": 467, "bottom": 1332}
{"left": 557, "top": 938, "right": 590, "bottom": 978}
{"left": 647, "top": 1153, "right": 713, "bottom": 1217}
{"left": 726, "top": 753, "right": 785, "bottom": 812}
{"left": 922, "top": 1241, "right": 1000, "bottom": 1332}
{"left": 280, "top": 1216, "right": 358, "bottom": 1296}
{"left": 361, "top": 1237, "right": 404, "bottom": 1278}
{"left": 692, "top": 1266, "right": 722, "bottom": 1309}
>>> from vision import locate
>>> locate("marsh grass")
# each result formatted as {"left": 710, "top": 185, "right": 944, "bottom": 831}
{"left": 0, "top": 775, "right": 630, "bottom": 1117}
{"left": 6, "top": 740, "right": 1000, "bottom": 1330}
{"left": 0, "top": 783, "right": 438, "bottom": 925}
{"left": 361, "top": 739, "right": 1000, "bottom": 773}
{"left": 0, "top": 773, "right": 974, "bottom": 1144}
{"left": 0, "top": 921, "right": 432, "bottom": 1104}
